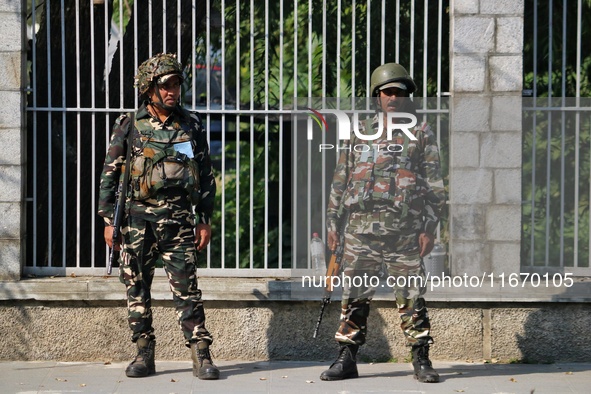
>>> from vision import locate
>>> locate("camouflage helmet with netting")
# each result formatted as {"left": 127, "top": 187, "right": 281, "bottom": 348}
{"left": 370, "top": 63, "right": 417, "bottom": 96}
{"left": 134, "top": 53, "right": 184, "bottom": 95}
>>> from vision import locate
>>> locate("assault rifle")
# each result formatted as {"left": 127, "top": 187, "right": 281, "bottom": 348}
{"left": 107, "top": 113, "right": 134, "bottom": 275}
{"left": 312, "top": 216, "right": 347, "bottom": 339}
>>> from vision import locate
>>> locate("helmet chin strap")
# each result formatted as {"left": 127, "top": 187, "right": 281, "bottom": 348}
{"left": 151, "top": 86, "right": 178, "bottom": 112}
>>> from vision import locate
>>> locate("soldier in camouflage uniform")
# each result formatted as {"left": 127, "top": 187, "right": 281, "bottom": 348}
{"left": 320, "top": 63, "right": 446, "bottom": 383}
{"left": 98, "top": 53, "right": 219, "bottom": 380}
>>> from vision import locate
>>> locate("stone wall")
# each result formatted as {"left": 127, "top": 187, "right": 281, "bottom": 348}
{"left": 2, "top": 300, "right": 590, "bottom": 363}
{"left": 449, "top": 0, "right": 524, "bottom": 277}
{"left": 0, "top": 0, "right": 24, "bottom": 281}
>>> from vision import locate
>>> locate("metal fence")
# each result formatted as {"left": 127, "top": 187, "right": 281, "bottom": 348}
{"left": 522, "top": 0, "right": 591, "bottom": 275}
{"left": 23, "top": 0, "right": 450, "bottom": 277}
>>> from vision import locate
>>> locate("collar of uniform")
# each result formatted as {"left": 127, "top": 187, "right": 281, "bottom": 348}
{"left": 136, "top": 101, "right": 177, "bottom": 126}
{"left": 136, "top": 102, "right": 151, "bottom": 119}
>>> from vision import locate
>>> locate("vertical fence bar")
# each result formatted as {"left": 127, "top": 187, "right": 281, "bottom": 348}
{"left": 206, "top": 0, "right": 211, "bottom": 110}
{"left": 249, "top": 0, "right": 255, "bottom": 269}
{"left": 381, "top": 0, "right": 385, "bottom": 64}
{"left": 322, "top": 0, "right": 326, "bottom": 99}
{"left": 45, "top": 0, "right": 53, "bottom": 266}
{"left": 422, "top": 0, "right": 428, "bottom": 119}
{"left": 337, "top": 0, "right": 342, "bottom": 96}
{"left": 220, "top": 0, "right": 226, "bottom": 270}
{"left": 293, "top": 0, "right": 298, "bottom": 268}
{"left": 119, "top": 0, "right": 124, "bottom": 111}
{"left": 191, "top": 0, "right": 196, "bottom": 110}
{"left": 177, "top": 0, "right": 182, "bottom": 56}
{"left": 31, "top": 0, "right": 38, "bottom": 268}
{"left": 75, "top": 0, "right": 81, "bottom": 267}
{"left": 148, "top": 0, "right": 153, "bottom": 56}
{"left": 573, "top": 0, "right": 582, "bottom": 267}
{"left": 366, "top": 0, "right": 371, "bottom": 93}
{"left": 235, "top": 0, "right": 241, "bottom": 270}
{"left": 395, "top": 0, "right": 400, "bottom": 63}
{"left": 264, "top": 0, "right": 270, "bottom": 269}
{"left": 162, "top": 0, "right": 167, "bottom": 53}
{"left": 545, "top": 0, "right": 553, "bottom": 267}
{"left": 437, "top": 0, "right": 442, "bottom": 133}
{"left": 134, "top": 0, "right": 139, "bottom": 110}
{"left": 351, "top": 0, "right": 356, "bottom": 101}
{"left": 278, "top": 0, "right": 284, "bottom": 269}
{"left": 60, "top": 0, "right": 66, "bottom": 268}
{"left": 409, "top": 0, "right": 415, "bottom": 77}
{"left": 306, "top": 0, "right": 313, "bottom": 269}
{"left": 205, "top": 0, "right": 212, "bottom": 267}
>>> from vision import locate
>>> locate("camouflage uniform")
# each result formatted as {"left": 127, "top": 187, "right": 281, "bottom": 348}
{"left": 326, "top": 114, "right": 445, "bottom": 347}
{"left": 98, "top": 103, "right": 216, "bottom": 347}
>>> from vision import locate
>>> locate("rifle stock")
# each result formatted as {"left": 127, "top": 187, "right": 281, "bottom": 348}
{"left": 107, "top": 114, "right": 134, "bottom": 275}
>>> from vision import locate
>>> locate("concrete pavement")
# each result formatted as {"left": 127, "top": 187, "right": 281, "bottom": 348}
{"left": 1, "top": 359, "right": 590, "bottom": 393}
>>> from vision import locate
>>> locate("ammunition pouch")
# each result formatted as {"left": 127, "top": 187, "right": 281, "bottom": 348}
{"left": 130, "top": 143, "right": 200, "bottom": 204}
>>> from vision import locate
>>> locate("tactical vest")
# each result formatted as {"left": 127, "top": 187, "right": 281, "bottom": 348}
{"left": 128, "top": 118, "right": 201, "bottom": 204}
{"left": 342, "top": 122, "right": 417, "bottom": 218}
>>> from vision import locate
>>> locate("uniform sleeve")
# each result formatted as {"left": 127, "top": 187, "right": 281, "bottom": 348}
{"left": 97, "top": 115, "right": 130, "bottom": 225}
{"left": 191, "top": 114, "right": 217, "bottom": 225}
{"left": 418, "top": 124, "right": 446, "bottom": 235}
{"left": 326, "top": 140, "right": 353, "bottom": 233}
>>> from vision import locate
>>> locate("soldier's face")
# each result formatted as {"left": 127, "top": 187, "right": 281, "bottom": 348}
{"left": 378, "top": 87, "right": 408, "bottom": 112}
{"left": 149, "top": 75, "right": 181, "bottom": 107}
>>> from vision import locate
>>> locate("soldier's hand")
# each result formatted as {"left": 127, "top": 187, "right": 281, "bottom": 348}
{"left": 418, "top": 232, "right": 435, "bottom": 258}
{"left": 195, "top": 223, "right": 212, "bottom": 251}
{"left": 327, "top": 231, "right": 339, "bottom": 252}
{"left": 104, "top": 225, "right": 121, "bottom": 250}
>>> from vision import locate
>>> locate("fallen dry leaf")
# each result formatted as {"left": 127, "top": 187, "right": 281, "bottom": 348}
{"left": 565, "top": 371, "right": 573, "bottom": 375}
{"left": 510, "top": 378, "right": 517, "bottom": 382}
{"left": 170, "top": 378, "right": 177, "bottom": 382}
{"left": 259, "top": 377, "right": 267, "bottom": 381}
{"left": 306, "top": 380, "right": 315, "bottom": 383}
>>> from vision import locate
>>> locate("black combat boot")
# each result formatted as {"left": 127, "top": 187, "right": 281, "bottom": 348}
{"left": 191, "top": 341, "right": 220, "bottom": 380}
{"left": 319, "top": 343, "right": 359, "bottom": 381}
{"left": 411, "top": 344, "right": 439, "bottom": 383}
{"left": 125, "top": 338, "right": 156, "bottom": 377}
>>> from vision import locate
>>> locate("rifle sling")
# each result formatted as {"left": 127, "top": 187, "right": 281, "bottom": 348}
{"left": 120, "top": 113, "right": 134, "bottom": 209}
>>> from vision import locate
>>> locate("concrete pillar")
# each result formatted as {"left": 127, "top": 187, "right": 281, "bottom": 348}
{"left": 0, "top": 0, "right": 24, "bottom": 280}
{"left": 449, "top": 0, "right": 524, "bottom": 276}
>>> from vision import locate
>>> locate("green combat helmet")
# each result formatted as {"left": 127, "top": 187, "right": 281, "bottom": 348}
{"left": 134, "top": 53, "right": 184, "bottom": 96}
{"left": 370, "top": 63, "right": 417, "bottom": 97}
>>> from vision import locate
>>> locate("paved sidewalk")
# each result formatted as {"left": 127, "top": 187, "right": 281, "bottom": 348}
{"left": 1, "top": 359, "right": 589, "bottom": 393}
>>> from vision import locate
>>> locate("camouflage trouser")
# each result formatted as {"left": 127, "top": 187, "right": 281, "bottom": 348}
{"left": 335, "top": 231, "right": 432, "bottom": 347}
{"left": 119, "top": 215, "right": 212, "bottom": 347}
